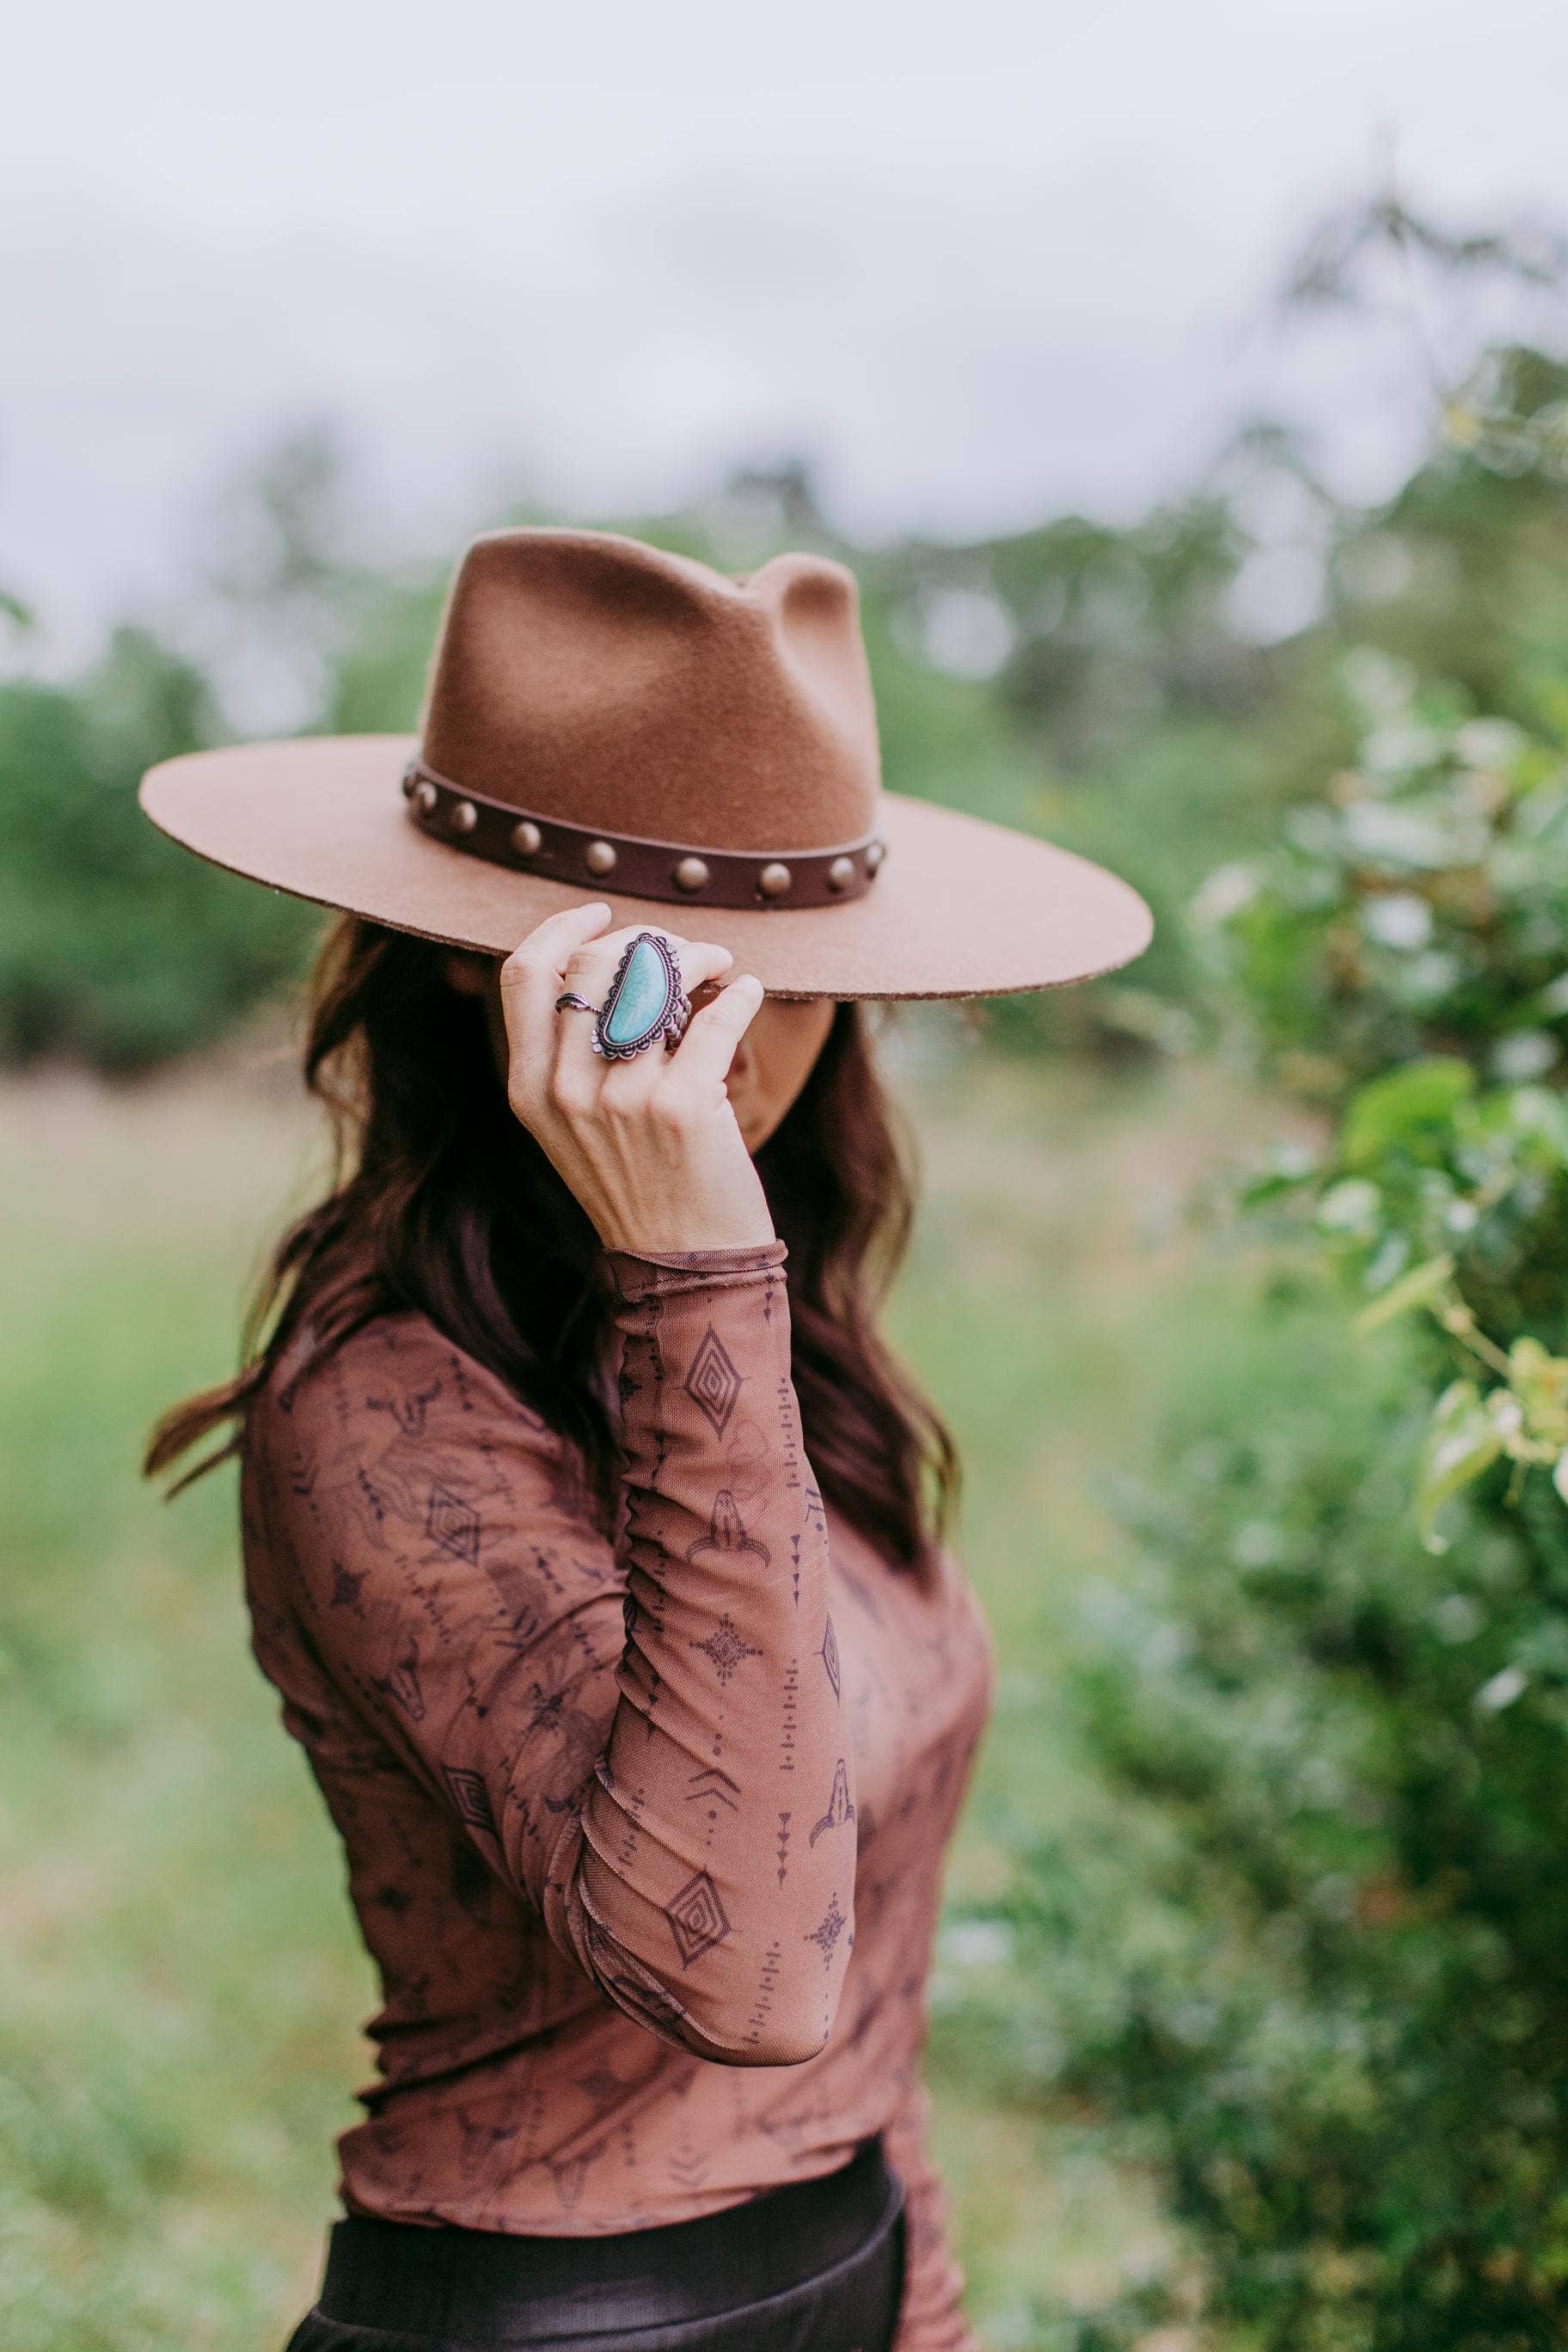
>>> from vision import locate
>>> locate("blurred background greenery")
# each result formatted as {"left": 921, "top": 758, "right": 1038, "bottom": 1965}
{"left": 8, "top": 189, "right": 1568, "bottom": 2349}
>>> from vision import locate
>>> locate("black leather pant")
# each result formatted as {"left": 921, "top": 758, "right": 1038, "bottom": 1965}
{"left": 284, "top": 2138, "right": 905, "bottom": 2352}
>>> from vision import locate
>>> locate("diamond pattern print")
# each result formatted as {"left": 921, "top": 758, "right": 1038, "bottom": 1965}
{"left": 691, "top": 1613, "right": 763, "bottom": 1686}
{"left": 442, "top": 1763, "right": 497, "bottom": 1837}
{"left": 683, "top": 1325, "right": 741, "bottom": 1436}
{"left": 426, "top": 1479, "right": 481, "bottom": 1564}
{"left": 665, "top": 1868, "right": 732, "bottom": 1966}
{"left": 805, "top": 1890, "right": 847, "bottom": 1967}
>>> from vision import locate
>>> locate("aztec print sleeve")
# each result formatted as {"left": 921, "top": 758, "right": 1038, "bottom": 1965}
{"left": 252, "top": 1238, "right": 856, "bottom": 2067}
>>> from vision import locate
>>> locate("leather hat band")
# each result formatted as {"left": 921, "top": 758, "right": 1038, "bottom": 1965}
{"left": 401, "top": 758, "right": 886, "bottom": 910}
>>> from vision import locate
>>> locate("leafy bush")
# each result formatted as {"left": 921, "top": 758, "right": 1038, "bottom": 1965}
{"left": 1006, "top": 663, "right": 1568, "bottom": 2347}
{"left": 0, "top": 629, "right": 314, "bottom": 1070}
{"left": 1206, "top": 657, "right": 1568, "bottom": 1540}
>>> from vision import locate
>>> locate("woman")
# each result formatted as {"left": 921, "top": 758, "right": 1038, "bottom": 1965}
{"left": 140, "top": 528, "right": 1150, "bottom": 2352}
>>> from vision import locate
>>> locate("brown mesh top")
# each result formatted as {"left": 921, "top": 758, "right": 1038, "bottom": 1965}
{"left": 241, "top": 1239, "right": 995, "bottom": 2350}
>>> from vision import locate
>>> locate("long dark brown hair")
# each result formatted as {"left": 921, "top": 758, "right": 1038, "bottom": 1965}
{"left": 144, "top": 917, "right": 959, "bottom": 1574}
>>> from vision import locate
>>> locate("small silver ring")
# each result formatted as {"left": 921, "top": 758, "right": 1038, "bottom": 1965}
{"left": 554, "top": 989, "right": 598, "bottom": 1015}
{"left": 663, "top": 995, "right": 692, "bottom": 1051}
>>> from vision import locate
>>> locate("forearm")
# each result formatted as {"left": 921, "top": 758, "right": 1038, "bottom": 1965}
{"left": 548, "top": 1240, "right": 857, "bottom": 2062}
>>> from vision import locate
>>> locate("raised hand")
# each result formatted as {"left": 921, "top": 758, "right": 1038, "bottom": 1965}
{"left": 500, "top": 902, "right": 775, "bottom": 1256}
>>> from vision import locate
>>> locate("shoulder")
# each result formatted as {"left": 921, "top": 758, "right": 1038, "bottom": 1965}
{"left": 244, "top": 1299, "right": 583, "bottom": 1543}
{"left": 252, "top": 1298, "right": 518, "bottom": 1444}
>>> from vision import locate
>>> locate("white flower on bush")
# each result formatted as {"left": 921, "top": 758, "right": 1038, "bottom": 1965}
{"left": 1362, "top": 721, "right": 1448, "bottom": 778}
{"left": 1362, "top": 892, "right": 1434, "bottom": 951}
{"left": 1475, "top": 1665, "right": 1528, "bottom": 1713}
{"left": 1491, "top": 1031, "right": 1559, "bottom": 1082}
{"left": 1342, "top": 800, "right": 1469, "bottom": 869}
{"left": 1455, "top": 718, "right": 1525, "bottom": 772}
{"left": 1433, "top": 1594, "right": 1482, "bottom": 1643}
{"left": 1232, "top": 1520, "right": 1287, "bottom": 1568}
{"left": 1191, "top": 861, "right": 1259, "bottom": 929}
{"left": 1342, "top": 646, "right": 1417, "bottom": 719}
{"left": 1398, "top": 950, "right": 1462, "bottom": 1007}
{"left": 1319, "top": 1179, "right": 1381, "bottom": 1237}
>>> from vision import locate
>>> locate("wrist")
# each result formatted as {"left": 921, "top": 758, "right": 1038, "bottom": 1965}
{"left": 595, "top": 1216, "right": 777, "bottom": 1256}
{"left": 604, "top": 1234, "right": 787, "bottom": 1301}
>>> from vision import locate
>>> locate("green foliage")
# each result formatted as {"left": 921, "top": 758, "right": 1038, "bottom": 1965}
{"left": 0, "top": 628, "right": 315, "bottom": 1070}
{"left": 1013, "top": 653, "right": 1568, "bottom": 2336}
{"left": 1197, "top": 654, "right": 1568, "bottom": 1099}
{"left": 1203, "top": 666, "right": 1568, "bottom": 1548}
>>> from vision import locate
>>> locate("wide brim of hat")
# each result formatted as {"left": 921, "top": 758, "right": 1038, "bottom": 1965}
{"left": 139, "top": 734, "right": 1152, "bottom": 1001}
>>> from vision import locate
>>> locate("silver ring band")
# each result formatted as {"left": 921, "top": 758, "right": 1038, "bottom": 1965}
{"left": 554, "top": 989, "right": 597, "bottom": 1014}
{"left": 663, "top": 996, "right": 692, "bottom": 1051}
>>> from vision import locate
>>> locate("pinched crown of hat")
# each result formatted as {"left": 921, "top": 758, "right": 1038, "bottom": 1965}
{"left": 138, "top": 524, "right": 1154, "bottom": 1000}
{"left": 401, "top": 531, "right": 887, "bottom": 910}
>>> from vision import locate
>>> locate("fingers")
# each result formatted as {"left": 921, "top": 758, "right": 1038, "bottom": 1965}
{"left": 500, "top": 901, "right": 615, "bottom": 1112}
{"left": 501, "top": 909, "right": 750, "bottom": 1126}
{"left": 552, "top": 929, "right": 733, "bottom": 1093}
{"left": 560, "top": 927, "right": 731, "bottom": 1006}
{"left": 666, "top": 971, "right": 766, "bottom": 1088}
{"left": 501, "top": 899, "right": 615, "bottom": 1005}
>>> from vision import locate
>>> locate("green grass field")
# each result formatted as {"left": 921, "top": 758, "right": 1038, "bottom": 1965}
{"left": 0, "top": 1020, "right": 1285, "bottom": 2349}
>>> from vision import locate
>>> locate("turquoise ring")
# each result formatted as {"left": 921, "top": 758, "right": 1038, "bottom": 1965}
{"left": 591, "top": 931, "right": 692, "bottom": 1060}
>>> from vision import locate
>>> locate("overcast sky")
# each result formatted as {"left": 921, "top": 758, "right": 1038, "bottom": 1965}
{"left": 6, "top": 0, "right": 1568, "bottom": 658}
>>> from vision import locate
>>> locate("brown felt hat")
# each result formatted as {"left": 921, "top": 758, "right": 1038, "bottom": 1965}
{"left": 139, "top": 527, "right": 1151, "bottom": 999}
